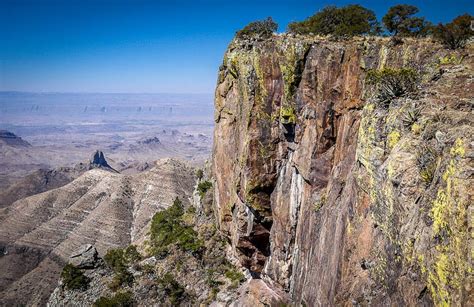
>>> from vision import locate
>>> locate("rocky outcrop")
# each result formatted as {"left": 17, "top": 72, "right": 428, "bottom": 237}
{"left": 48, "top": 257, "right": 110, "bottom": 307}
{"left": 89, "top": 150, "right": 117, "bottom": 172}
{"left": 0, "top": 130, "right": 31, "bottom": 147}
{"left": 138, "top": 136, "right": 161, "bottom": 146}
{"left": 0, "top": 158, "right": 195, "bottom": 306}
{"left": 69, "top": 244, "right": 100, "bottom": 269}
{"left": 212, "top": 35, "right": 473, "bottom": 306}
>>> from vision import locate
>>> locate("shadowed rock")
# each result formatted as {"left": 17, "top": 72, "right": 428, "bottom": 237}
{"left": 89, "top": 150, "right": 117, "bottom": 172}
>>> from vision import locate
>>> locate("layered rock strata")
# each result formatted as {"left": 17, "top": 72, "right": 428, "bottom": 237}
{"left": 0, "top": 158, "right": 195, "bottom": 306}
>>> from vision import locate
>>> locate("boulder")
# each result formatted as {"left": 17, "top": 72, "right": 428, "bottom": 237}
{"left": 69, "top": 244, "right": 99, "bottom": 269}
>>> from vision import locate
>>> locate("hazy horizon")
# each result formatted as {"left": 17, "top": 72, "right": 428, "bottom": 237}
{"left": 0, "top": 91, "right": 215, "bottom": 188}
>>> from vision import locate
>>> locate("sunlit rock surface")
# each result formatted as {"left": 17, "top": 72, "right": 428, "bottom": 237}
{"left": 212, "top": 35, "right": 473, "bottom": 306}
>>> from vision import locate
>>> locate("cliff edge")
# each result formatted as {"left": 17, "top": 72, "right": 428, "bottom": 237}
{"left": 212, "top": 34, "right": 473, "bottom": 306}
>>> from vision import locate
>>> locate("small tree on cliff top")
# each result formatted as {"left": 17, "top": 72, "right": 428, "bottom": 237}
{"left": 434, "top": 14, "right": 473, "bottom": 49}
{"left": 236, "top": 17, "right": 278, "bottom": 39}
{"left": 288, "top": 5, "right": 381, "bottom": 37}
{"left": 382, "top": 4, "right": 431, "bottom": 37}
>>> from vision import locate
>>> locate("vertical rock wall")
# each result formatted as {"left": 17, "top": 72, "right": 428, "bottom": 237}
{"left": 212, "top": 35, "right": 473, "bottom": 306}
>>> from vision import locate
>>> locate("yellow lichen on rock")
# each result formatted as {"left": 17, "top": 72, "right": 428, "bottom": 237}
{"left": 280, "top": 106, "right": 296, "bottom": 124}
{"left": 438, "top": 54, "right": 463, "bottom": 66}
{"left": 427, "top": 138, "right": 470, "bottom": 307}
{"left": 356, "top": 103, "right": 379, "bottom": 202}
{"left": 387, "top": 130, "right": 401, "bottom": 149}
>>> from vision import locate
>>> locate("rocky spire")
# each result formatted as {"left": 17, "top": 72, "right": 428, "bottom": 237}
{"left": 89, "top": 150, "right": 117, "bottom": 172}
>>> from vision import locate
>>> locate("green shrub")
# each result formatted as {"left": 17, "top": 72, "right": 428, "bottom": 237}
{"left": 225, "top": 268, "right": 245, "bottom": 289}
{"left": 288, "top": 5, "right": 380, "bottom": 37}
{"left": 150, "top": 198, "right": 204, "bottom": 256}
{"left": 157, "top": 273, "right": 186, "bottom": 305}
{"left": 61, "top": 263, "right": 90, "bottom": 291}
{"left": 402, "top": 106, "right": 421, "bottom": 128}
{"left": 206, "top": 268, "right": 224, "bottom": 288}
{"left": 195, "top": 169, "right": 204, "bottom": 180}
{"left": 104, "top": 245, "right": 141, "bottom": 270}
{"left": 123, "top": 245, "right": 141, "bottom": 264}
{"left": 104, "top": 249, "right": 126, "bottom": 272}
{"left": 382, "top": 5, "right": 431, "bottom": 37}
{"left": 104, "top": 248, "right": 135, "bottom": 289}
{"left": 236, "top": 17, "right": 278, "bottom": 39}
{"left": 94, "top": 291, "right": 134, "bottom": 307}
{"left": 417, "top": 145, "right": 437, "bottom": 184}
{"left": 434, "top": 14, "right": 474, "bottom": 49}
{"left": 197, "top": 180, "right": 212, "bottom": 198}
{"left": 109, "top": 269, "right": 134, "bottom": 291}
{"left": 186, "top": 205, "right": 196, "bottom": 215}
{"left": 366, "top": 67, "right": 419, "bottom": 105}
{"left": 225, "top": 268, "right": 245, "bottom": 284}
{"left": 139, "top": 263, "right": 155, "bottom": 274}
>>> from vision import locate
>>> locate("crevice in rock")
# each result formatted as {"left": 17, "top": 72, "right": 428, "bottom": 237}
{"left": 282, "top": 123, "right": 296, "bottom": 142}
{"left": 238, "top": 179, "right": 276, "bottom": 274}
{"left": 417, "top": 286, "right": 428, "bottom": 300}
{"left": 244, "top": 202, "right": 273, "bottom": 231}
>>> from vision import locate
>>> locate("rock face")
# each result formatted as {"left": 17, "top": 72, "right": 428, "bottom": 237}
{"left": 212, "top": 35, "right": 473, "bottom": 306}
{"left": 0, "top": 158, "right": 195, "bottom": 306}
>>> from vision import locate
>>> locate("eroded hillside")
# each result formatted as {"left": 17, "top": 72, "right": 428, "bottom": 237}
{"left": 0, "top": 159, "right": 195, "bottom": 306}
{"left": 212, "top": 35, "right": 473, "bottom": 306}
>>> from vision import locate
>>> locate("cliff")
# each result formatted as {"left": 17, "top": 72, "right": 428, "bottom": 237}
{"left": 212, "top": 35, "right": 473, "bottom": 306}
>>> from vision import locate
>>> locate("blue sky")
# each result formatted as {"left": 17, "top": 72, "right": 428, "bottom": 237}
{"left": 1, "top": 0, "right": 472, "bottom": 93}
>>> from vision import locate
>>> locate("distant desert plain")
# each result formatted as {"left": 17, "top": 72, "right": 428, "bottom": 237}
{"left": 0, "top": 92, "right": 214, "bottom": 189}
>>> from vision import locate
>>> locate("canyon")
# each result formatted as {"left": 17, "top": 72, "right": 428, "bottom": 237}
{"left": 0, "top": 34, "right": 472, "bottom": 306}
